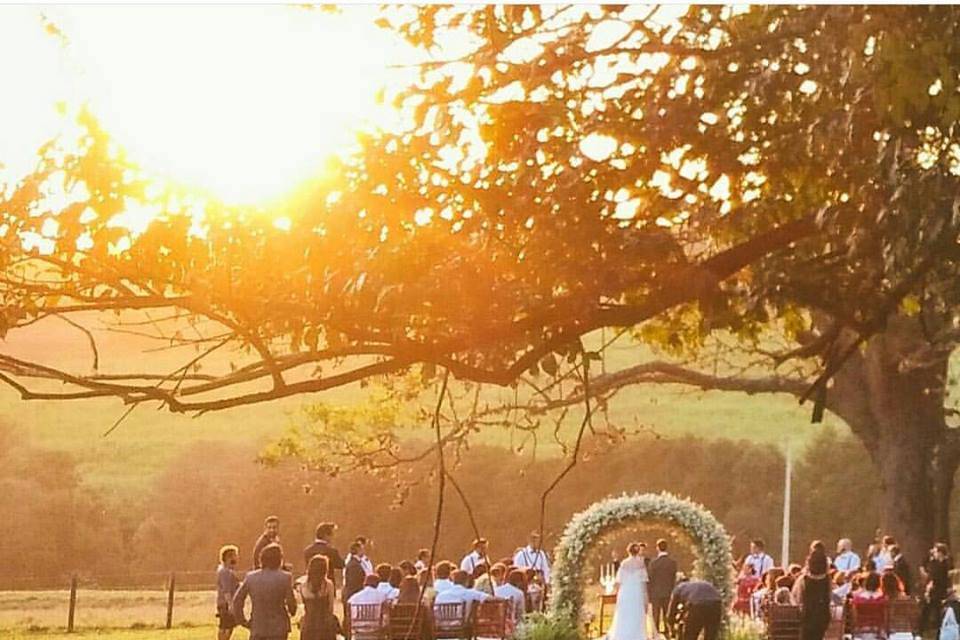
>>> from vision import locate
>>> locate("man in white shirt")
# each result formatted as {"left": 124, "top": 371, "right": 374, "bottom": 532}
{"left": 743, "top": 539, "right": 775, "bottom": 577}
{"left": 434, "top": 561, "right": 456, "bottom": 593}
{"left": 344, "top": 537, "right": 374, "bottom": 575}
{"left": 460, "top": 538, "right": 489, "bottom": 575}
{"left": 834, "top": 538, "right": 861, "bottom": 575}
{"left": 415, "top": 549, "right": 431, "bottom": 573}
{"left": 513, "top": 532, "right": 551, "bottom": 585}
{"left": 434, "top": 569, "right": 490, "bottom": 618}
{"left": 873, "top": 535, "right": 896, "bottom": 571}
{"left": 348, "top": 575, "right": 389, "bottom": 606}
{"left": 374, "top": 564, "right": 399, "bottom": 600}
{"left": 493, "top": 568, "right": 527, "bottom": 625}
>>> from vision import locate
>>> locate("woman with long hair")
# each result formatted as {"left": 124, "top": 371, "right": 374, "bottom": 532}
{"left": 792, "top": 547, "right": 832, "bottom": 640}
{"left": 298, "top": 555, "right": 338, "bottom": 640}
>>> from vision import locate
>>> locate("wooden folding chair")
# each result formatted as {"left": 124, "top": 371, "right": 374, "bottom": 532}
{"left": 352, "top": 603, "right": 389, "bottom": 640}
{"left": 434, "top": 602, "right": 469, "bottom": 640}
{"left": 390, "top": 603, "right": 427, "bottom": 640}
{"left": 766, "top": 604, "right": 801, "bottom": 640}
{"left": 887, "top": 598, "right": 921, "bottom": 637}
{"left": 850, "top": 599, "right": 888, "bottom": 639}
{"left": 473, "top": 599, "right": 509, "bottom": 640}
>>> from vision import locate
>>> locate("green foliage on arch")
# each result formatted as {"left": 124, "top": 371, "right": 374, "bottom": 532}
{"left": 550, "top": 492, "right": 734, "bottom": 620}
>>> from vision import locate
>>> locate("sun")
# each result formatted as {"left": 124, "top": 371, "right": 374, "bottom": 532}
{"left": 47, "top": 5, "right": 411, "bottom": 205}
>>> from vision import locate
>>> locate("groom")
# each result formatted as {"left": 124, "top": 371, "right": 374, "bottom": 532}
{"left": 649, "top": 539, "right": 678, "bottom": 638}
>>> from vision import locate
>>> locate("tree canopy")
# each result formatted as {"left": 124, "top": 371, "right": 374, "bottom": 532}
{"left": 1, "top": 4, "right": 959, "bottom": 416}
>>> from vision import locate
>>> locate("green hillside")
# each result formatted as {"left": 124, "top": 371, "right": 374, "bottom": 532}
{"left": 2, "top": 337, "right": 840, "bottom": 497}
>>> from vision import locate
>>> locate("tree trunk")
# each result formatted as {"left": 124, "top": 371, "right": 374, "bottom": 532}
{"left": 827, "top": 316, "right": 951, "bottom": 575}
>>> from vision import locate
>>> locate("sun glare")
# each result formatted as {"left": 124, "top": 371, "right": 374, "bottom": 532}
{"left": 39, "top": 6, "right": 411, "bottom": 206}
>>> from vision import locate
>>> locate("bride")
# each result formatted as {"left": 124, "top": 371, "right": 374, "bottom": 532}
{"left": 608, "top": 542, "right": 650, "bottom": 640}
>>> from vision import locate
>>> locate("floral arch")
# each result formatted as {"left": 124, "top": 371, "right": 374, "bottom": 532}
{"left": 549, "top": 492, "right": 734, "bottom": 620}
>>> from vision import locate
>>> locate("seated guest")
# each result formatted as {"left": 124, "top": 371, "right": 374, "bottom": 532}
{"left": 349, "top": 575, "right": 389, "bottom": 606}
{"left": 417, "top": 569, "right": 437, "bottom": 605}
{"left": 889, "top": 545, "right": 911, "bottom": 595}
{"left": 434, "top": 561, "right": 455, "bottom": 593}
{"left": 832, "top": 572, "right": 851, "bottom": 605}
{"left": 397, "top": 576, "right": 422, "bottom": 605}
{"left": 389, "top": 567, "right": 404, "bottom": 590}
{"left": 835, "top": 539, "right": 862, "bottom": 576}
{"left": 375, "top": 564, "right": 400, "bottom": 600}
{"left": 773, "top": 585, "right": 794, "bottom": 606}
{"left": 434, "top": 569, "right": 490, "bottom": 617}
{"left": 880, "top": 571, "right": 908, "bottom": 601}
{"left": 399, "top": 560, "right": 417, "bottom": 577}
{"left": 473, "top": 563, "right": 495, "bottom": 595}
{"left": 525, "top": 569, "right": 545, "bottom": 612}
{"left": 495, "top": 569, "right": 527, "bottom": 627}
{"left": 852, "top": 573, "right": 885, "bottom": 601}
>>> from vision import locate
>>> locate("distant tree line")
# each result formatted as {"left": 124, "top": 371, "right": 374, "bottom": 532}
{"left": 1, "top": 422, "right": 953, "bottom": 589}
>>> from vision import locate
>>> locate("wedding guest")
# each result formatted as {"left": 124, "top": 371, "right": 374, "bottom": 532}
{"left": 418, "top": 568, "right": 438, "bottom": 606}
{"left": 460, "top": 538, "right": 489, "bottom": 575}
{"left": 415, "top": 549, "right": 431, "bottom": 572}
{"left": 375, "top": 563, "right": 399, "bottom": 600}
{"left": 399, "top": 560, "right": 417, "bottom": 577}
{"left": 344, "top": 543, "right": 366, "bottom": 600}
{"left": 389, "top": 567, "right": 404, "bottom": 590}
{"left": 874, "top": 536, "right": 896, "bottom": 571}
{"left": 792, "top": 548, "right": 831, "bottom": 640}
{"left": 773, "top": 577, "right": 794, "bottom": 606}
{"left": 495, "top": 569, "right": 527, "bottom": 628}
{"left": 835, "top": 539, "right": 861, "bottom": 575}
{"left": 303, "top": 523, "right": 345, "bottom": 589}
{"left": 397, "top": 576, "right": 422, "bottom": 605}
{"left": 232, "top": 543, "right": 298, "bottom": 639}
{"left": 434, "top": 561, "right": 455, "bottom": 593}
{"left": 744, "top": 539, "right": 775, "bottom": 577}
{"left": 348, "top": 575, "right": 389, "bottom": 607}
{"left": 253, "top": 516, "right": 281, "bottom": 570}
{"left": 216, "top": 545, "right": 241, "bottom": 640}
{"left": 649, "top": 539, "right": 678, "bottom": 636}
{"left": 921, "top": 543, "right": 954, "bottom": 636}
{"left": 513, "top": 532, "right": 551, "bottom": 584}
{"left": 831, "top": 572, "right": 851, "bottom": 606}
{"left": 297, "top": 555, "right": 338, "bottom": 640}
{"left": 344, "top": 537, "right": 373, "bottom": 576}
{"left": 852, "top": 573, "right": 884, "bottom": 601}
{"left": 434, "top": 569, "right": 490, "bottom": 617}
{"left": 355, "top": 538, "right": 374, "bottom": 575}
{"left": 880, "top": 571, "right": 907, "bottom": 600}
{"left": 668, "top": 579, "right": 723, "bottom": 640}
{"left": 473, "top": 563, "right": 495, "bottom": 595}
{"left": 525, "top": 569, "right": 545, "bottom": 612}
{"left": 889, "top": 545, "right": 911, "bottom": 595}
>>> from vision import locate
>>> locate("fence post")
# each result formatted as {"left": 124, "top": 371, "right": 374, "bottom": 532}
{"left": 165, "top": 572, "right": 175, "bottom": 629}
{"left": 67, "top": 574, "right": 78, "bottom": 633}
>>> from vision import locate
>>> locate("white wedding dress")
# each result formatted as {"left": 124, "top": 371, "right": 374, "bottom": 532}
{"left": 608, "top": 556, "right": 650, "bottom": 640}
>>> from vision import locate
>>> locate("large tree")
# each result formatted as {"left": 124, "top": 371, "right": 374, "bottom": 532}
{"left": 1, "top": 5, "right": 960, "bottom": 562}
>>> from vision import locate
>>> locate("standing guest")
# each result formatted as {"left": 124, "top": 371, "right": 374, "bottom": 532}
{"left": 525, "top": 569, "right": 545, "bottom": 613}
{"left": 415, "top": 549, "right": 431, "bottom": 573}
{"left": 217, "top": 545, "right": 242, "bottom": 640}
{"left": 744, "top": 540, "right": 775, "bottom": 578}
{"left": 792, "top": 548, "right": 831, "bottom": 640}
{"left": 513, "top": 532, "right": 551, "bottom": 584}
{"left": 461, "top": 538, "right": 489, "bottom": 575}
{"left": 649, "top": 539, "right": 678, "bottom": 638}
{"left": 434, "top": 561, "right": 455, "bottom": 593}
{"left": 873, "top": 536, "right": 896, "bottom": 571}
{"left": 253, "top": 516, "right": 281, "bottom": 570}
{"left": 834, "top": 539, "right": 861, "bottom": 575}
{"left": 495, "top": 569, "right": 528, "bottom": 626}
{"left": 342, "top": 542, "right": 366, "bottom": 640}
{"left": 921, "top": 543, "right": 954, "bottom": 636}
{"left": 889, "top": 545, "right": 911, "bottom": 595}
{"left": 668, "top": 579, "right": 723, "bottom": 640}
{"left": 297, "top": 555, "right": 338, "bottom": 640}
{"left": 232, "top": 543, "right": 298, "bottom": 640}
{"left": 303, "top": 523, "right": 345, "bottom": 590}
{"left": 344, "top": 537, "right": 374, "bottom": 576}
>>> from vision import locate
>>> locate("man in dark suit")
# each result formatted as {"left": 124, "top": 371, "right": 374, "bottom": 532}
{"left": 252, "top": 516, "right": 280, "bottom": 570}
{"left": 342, "top": 541, "right": 367, "bottom": 639}
{"left": 649, "top": 539, "right": 679, "bottom": 638}
{"left": 232, "top": 543, "right": 298, "bottom": 640}
{"left": 303, "top": 522, "right": 345, "bottom": 593}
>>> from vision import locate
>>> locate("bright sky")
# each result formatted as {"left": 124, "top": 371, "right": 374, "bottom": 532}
{"left": 0, "top": 5, "right": 413, "bottom": 205}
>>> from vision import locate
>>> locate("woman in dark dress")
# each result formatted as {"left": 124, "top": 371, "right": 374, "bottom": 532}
{"left": 298, "top": 555, "right": 338, "bottom": 640}
{"left": 792, "top": 548, "right": 832, "bottom": 640}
